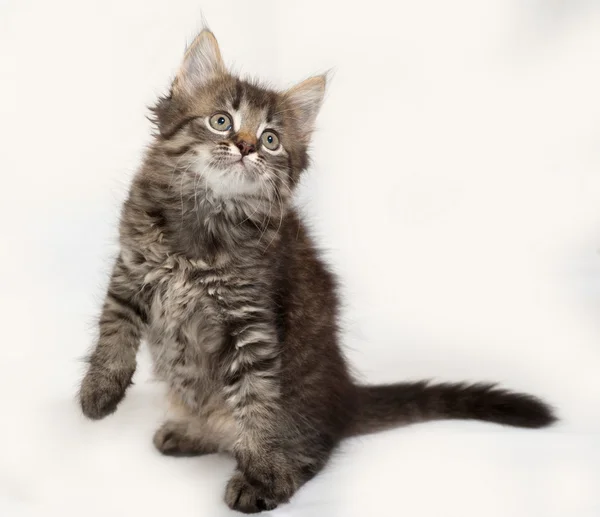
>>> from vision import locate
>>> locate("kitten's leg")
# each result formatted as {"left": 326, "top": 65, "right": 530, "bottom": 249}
{"left": 221, "top": 324, "right": 320, "bottom": 512}
{"left": 79, "top": 254, "right": 148, "bottom": 419}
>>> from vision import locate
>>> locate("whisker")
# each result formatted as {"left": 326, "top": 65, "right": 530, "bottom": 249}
{"left": 235, "top": 182, "right": 267, "bottom": 228}
{"left": 168, "top": 147, "right": 195, "bottom": 189}
{"left": 263, "top": 175, "right": 285, "bottom": 251}
{"left": 257, "top": 182, "right": 274, "bottom": 245}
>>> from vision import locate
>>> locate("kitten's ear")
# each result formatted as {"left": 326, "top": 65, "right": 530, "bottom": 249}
{"left": 283, "top": 75, "right": 327, "bottom": 138}
{"left": 174, "top": 29, "right": 225, "bottom": 94}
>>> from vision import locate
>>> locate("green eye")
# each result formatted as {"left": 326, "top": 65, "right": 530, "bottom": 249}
{"left": 209, "top": 112, "right": 233, "bottom": 132}
{"left": 261, "top": 130, "right": 280, "bottom": 151}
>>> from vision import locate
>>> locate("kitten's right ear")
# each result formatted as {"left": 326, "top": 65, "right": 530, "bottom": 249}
{"left": 150, "top": 30, "right": 225, "bottom": 137}
{"left": 173, "top": 29, "right": 225, "bottom": 94}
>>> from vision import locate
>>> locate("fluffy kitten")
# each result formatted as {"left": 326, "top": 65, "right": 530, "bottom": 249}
{"left": 79, "top": 29, "right": 556, "bottom": 513}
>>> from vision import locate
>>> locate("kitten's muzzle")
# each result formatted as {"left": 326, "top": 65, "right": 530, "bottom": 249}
{"left": 234, "top": 132, "right": 257, "bottom": 157}
{"left": 235, "top": 139, "right": 256, "bottom": 156}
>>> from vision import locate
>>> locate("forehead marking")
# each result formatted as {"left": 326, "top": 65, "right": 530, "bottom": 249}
{"left": 232, "top": 82, "right": 243, "bottom": 111}
{"left": 236, "top": 100, "right": 269, "bottom": 135}
{"left": 232, "top": 109, "right": 242, "bottom": 132}
{"left": 256, "top": 121, "right": 267, "bottom": 138}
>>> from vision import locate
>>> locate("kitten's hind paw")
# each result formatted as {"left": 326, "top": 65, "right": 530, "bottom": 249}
{"left": 153, "top": 420, "right": 217, "bottom": 456}
{"left": 79, "top": 366, "right": 133, "bottom": 420}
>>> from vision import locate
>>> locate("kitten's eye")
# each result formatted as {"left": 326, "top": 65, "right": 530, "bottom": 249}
{"left": 261, "top": 130, "right": 280, "bottom": 151}
{"left": 209, "top": 112, "right": 233, "bottom": 132}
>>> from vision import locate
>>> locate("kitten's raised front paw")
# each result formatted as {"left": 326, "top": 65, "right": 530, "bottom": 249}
{"left": 153, "top": 421, "right": 216, "bottom": 457}
{"left": 224, "top": 471, "right": 281, "bottom": 514}
{"left": 79, "top": 366, "right": 133, "bottom": 420}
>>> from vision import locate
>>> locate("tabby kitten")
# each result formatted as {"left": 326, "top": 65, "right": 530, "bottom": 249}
{"left": 79, "top": 29, "right": 556, "bottom": 513}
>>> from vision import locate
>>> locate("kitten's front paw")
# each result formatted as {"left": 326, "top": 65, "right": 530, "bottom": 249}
{"left": 224, "top": 471, "right": 280, "bottom": 514}
{"left": 79, "top": 366, "right": 133, "bottom": 420}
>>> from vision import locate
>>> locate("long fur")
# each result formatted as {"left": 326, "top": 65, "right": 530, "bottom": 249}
{"left": 79, "top": 29, "right": 556, "bottom": 514}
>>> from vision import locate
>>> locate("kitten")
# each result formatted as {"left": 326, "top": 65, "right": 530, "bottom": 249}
{"left": 79, "top": 29, "right": 556, "bottom": 513}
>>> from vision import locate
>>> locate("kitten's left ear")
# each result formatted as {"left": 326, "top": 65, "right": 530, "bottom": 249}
{"left": 283, "top": 75, "right": 327, "bottom": 138}
{"left": 174, "top": 29, "right": 225, "bottom": 94}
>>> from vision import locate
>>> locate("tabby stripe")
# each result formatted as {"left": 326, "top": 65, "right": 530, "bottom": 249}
{"left": 163, "top": 144, "right": 192, "bottom": 157}
{"left": 106, "top": 290, "right": 148, "bottom": 324}
{"left": 226, "top": 356, "right": 279, "bottom": 385}
{"left": 232, "top": 81, "right": 243, "bottom": 110}
{"left": 159, "top": 116, "right": 196, "bottom": 139}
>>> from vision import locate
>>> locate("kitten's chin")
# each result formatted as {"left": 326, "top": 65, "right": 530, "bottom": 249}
{"left": 192, "top": 162, "right": 263, "bottom": 199}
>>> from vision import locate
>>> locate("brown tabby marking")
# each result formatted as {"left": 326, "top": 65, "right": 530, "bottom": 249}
{"left": 79, "top": 29, "right": 556, "bottom": 513}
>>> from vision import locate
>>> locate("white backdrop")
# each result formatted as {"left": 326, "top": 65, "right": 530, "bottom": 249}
{"left": 1, "top": 1, "right": 599, "bottom": 516}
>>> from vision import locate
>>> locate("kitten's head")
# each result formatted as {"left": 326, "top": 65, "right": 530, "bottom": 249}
{"left": 150, "top": 29, "right": 325, "bottom": 201}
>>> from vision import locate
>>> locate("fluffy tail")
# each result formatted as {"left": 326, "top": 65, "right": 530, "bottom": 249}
{"left": 347, "top": 381, "right": 556, "bottom": 437}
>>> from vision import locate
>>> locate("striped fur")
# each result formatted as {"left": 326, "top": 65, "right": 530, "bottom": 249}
{"left": 79, "top": 29, "right": 556, "bottom": 513}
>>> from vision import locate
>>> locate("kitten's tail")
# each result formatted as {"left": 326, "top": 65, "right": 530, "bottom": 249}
{"left": 347, "top": 381, "right": 556, "bottom": 437}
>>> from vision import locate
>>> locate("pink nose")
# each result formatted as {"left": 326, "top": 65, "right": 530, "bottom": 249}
{"left": 236, "top": 140, "right": 256, "bottom": 156}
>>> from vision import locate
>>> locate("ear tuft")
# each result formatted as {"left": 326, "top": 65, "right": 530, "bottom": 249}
{"left": 175, "top": 29, "right": 225, "bottom": 94}
{"left": 283, "top": 75, "right": 327, "bottom": 137}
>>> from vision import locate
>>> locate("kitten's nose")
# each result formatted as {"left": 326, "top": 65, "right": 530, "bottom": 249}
{"left": 235, "top": 139, "right": 256, "bottom": 157}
